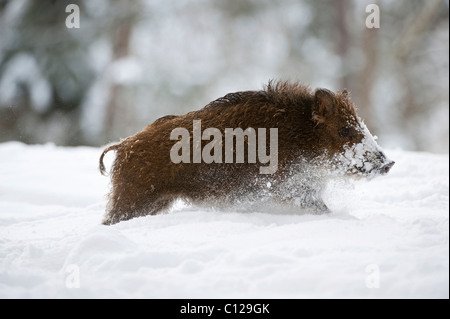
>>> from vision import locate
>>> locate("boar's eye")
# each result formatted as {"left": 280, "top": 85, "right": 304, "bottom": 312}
{"left": 338, "top": 126, "right": 353, "bottom": 138}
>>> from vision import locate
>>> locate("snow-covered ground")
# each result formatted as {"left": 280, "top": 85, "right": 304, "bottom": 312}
{"left": 0, "top": 141, "right": 448, "bottom": 298}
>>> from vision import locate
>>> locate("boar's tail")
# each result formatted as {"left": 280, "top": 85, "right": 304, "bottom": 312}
{"left": 99, "top": 144, "right": 120, "bottom": 176}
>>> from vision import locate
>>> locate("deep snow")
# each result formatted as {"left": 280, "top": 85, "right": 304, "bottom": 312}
{"left": 0, "top": 142, "right": 448, "bottom": 298}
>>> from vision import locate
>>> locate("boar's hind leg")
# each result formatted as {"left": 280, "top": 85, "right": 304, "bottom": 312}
{"left": 102, "top": 195, "right": 174, "bottom": 225}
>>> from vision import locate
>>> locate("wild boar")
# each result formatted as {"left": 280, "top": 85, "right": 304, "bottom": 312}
{"left": 100, "top": 81, "right": 394, "bottom": 225}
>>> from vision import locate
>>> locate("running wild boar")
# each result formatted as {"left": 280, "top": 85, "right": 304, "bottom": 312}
{"left": 100, "top": 81, "right": 394, "bottom": 225}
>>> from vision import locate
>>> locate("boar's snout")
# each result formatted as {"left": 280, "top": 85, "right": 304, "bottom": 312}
{"left": 379, "top": 160, "right": 395, "bottom": 175}
{"left": 375, "top": 151, "right": 395, "bottom": 175}
{"left": 333, "top": 139, "right": 395, "bottom": 179}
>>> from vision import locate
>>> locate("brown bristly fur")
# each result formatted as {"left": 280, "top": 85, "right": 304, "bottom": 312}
{"left": 100, "top": 80, "right": 364, "bottom": 225}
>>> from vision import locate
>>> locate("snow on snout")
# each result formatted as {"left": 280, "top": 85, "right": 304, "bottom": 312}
{"left": 336, "top": 120, "right": 392, "bottom": 178}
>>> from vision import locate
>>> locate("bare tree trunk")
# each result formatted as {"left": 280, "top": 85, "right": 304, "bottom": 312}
{"left": 104, "top": 20, "right": 134, "bottom": 141}
{"left": 356, "top": 25, "right": 378, "bottom": 130}
{"left": 335, "top": 0, "right": 350, "bottom": 90}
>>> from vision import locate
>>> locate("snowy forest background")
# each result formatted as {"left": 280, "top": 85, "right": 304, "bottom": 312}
{"left": 0, "top": 0, "right": 448, "bottom": 153}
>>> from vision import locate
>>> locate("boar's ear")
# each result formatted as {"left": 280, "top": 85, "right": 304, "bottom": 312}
{"left": 313, "top": 88, "right": 336, "bottom": 124}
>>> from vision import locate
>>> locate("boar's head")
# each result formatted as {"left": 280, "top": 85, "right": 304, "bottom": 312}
{"left": 312, "top": 88, "right": 394, "bottom": 178}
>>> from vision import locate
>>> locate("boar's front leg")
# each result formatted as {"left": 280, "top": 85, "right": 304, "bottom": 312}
{"left": 300, "top": 187, "right": 331, "bottom": 213}
{"left": 272, "top": 183, "right": 330, "bottom": 214}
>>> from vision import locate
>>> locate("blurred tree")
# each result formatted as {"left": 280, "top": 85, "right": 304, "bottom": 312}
{"left": 0, "top": 0, "right": 448, "bottom": 153}
{"left": 393, "top": 0, "right": 447, "bottom": 151}
{"left": 0, "top": 0, "right": 94, "bottom": 145}
{"left": 355, "top": 4, "right": 379, "bottom": 130}
{"left": 101, "top": 0, "right": 141, "bottom": 142}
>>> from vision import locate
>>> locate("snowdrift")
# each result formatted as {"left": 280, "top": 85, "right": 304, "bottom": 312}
{"left": 0, "top": 142, "right": 448, "bottom": 298}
